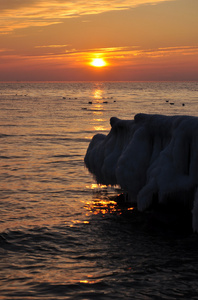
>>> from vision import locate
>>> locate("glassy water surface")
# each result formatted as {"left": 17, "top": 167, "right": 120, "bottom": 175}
{"left": 1, "top": 81, "right": 198, "bottom": 299}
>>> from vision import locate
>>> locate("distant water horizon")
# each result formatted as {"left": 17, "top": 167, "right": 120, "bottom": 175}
{"left": 1, "top": 80, "right": 198, "bottom": 82}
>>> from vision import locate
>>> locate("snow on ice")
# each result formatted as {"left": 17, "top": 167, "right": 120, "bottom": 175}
{"left": 84, "top": 113, "right": 198, "bottom": 232}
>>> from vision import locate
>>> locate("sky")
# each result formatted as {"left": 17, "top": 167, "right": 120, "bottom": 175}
{"left": 0, "top": 0, "right": 198, "bottom": 81}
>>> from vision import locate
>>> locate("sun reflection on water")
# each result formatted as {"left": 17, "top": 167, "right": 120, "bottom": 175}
{"left": 93, "top": 89, "right": 103, "bottom": 99}
{"left": 80, "top": 280, "right": 97, "bottom": 284}
{"left": 93, "top": 125, "right": 106, "bottom": 131}
{"left": 69, "top": 220, "right": 90, "bottom": 227}
{"left": 92, "top": 103, "right": 104, "bottom": 116}
{"left": 85, "top": 198, "right": 121, "bottom": 215}
{"left": 84, "top": 184, "right": 134, "bottom": 216}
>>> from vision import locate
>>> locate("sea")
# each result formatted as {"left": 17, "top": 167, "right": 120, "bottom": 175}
{"left": 1, "top": 81, "right": 198, "bottom": 299}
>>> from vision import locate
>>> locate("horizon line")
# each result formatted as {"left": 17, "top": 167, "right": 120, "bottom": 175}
{"left": 0, "top": 80, "right": 198, "bottom": 83}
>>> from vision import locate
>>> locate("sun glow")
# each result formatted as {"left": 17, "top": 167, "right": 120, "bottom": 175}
{"left": 90, "top": 58, "right": 107, "bottom": 67}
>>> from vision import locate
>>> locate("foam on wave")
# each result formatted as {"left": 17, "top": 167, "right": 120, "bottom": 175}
{"left": 84, "top": 113, "right": 198, "bottom": 232}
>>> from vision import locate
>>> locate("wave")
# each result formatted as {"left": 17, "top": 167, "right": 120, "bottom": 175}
{"left": 84, "top": 113, "right": 198, "bottom": 232}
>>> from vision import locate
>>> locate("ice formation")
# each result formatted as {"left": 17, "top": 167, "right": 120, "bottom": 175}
{"left": 84, "top": 113, "right": 198, "bottom": 232}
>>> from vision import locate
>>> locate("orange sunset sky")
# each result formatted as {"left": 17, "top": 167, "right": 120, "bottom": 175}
{"left": 0, "top": 0, "right": 198, "bottom": 81}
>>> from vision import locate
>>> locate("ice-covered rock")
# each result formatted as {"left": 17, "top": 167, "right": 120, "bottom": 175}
{"left": 84, "top": 113, "right": 198, "bottom": 232}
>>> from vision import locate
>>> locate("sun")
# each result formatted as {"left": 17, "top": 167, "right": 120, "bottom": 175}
{"left": 90, "top": 58, "right": 107, "bottom": 68}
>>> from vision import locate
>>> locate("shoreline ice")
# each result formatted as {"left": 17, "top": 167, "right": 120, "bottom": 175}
{"left": 84, "top": 113, "right": 198, "bottom": 232}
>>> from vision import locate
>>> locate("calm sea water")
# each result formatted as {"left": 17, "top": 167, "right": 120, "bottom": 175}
{"left": 1, "top": 81, "right": 198, "bottom": 299}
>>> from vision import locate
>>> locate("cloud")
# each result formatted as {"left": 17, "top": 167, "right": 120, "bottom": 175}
{"left": 1, "top": 44, "right": 198, "bottom": 81}
{"left": 79, "top": 45, "right": 198, "bottom": 61}
{"left": 69, "top": 45, "right": 198, "bottom": 69}
{"left": 19, "top": 45, "right": 198, "bottom": 66}
{"left": 0, "top": 48, "right": 14, "bottom": 53}
{"left": 2, "top": 45, "right": 198, "bottom": 65}
{"left": 0, "top": 0, "right": 174, "bottom": 33}
{"left": 1, "top": 44, "right": 197, "bottom": 79}
{"left": 35, "top": 44, "right": 69, "bottom": 48}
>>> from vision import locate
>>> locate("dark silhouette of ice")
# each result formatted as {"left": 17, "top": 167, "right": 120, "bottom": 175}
{"left": 84, "top": 113, "right": 198, "bottom": 232}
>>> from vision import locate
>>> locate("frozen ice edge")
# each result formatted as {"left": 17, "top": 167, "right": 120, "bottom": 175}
{"left": 84, "top": 113, "right": 198, "bottom": 233}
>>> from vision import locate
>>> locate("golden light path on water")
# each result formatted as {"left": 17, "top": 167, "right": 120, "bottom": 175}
{"left": 66, "top": 85, "right": 135, "bottom": 232}
{"left": 92, "top": 88, "right": 109, "bottom": 131}
{"left": 83, "top": 184, "right": 134, "bottom": 217}
{"left": 82, "top": 86, "right": 134, "bottom": 224}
